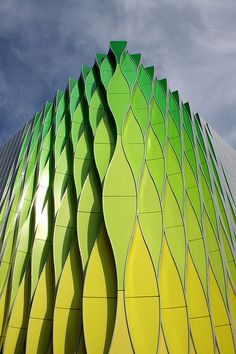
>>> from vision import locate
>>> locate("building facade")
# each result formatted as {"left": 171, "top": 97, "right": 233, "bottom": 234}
{"left": 0, "top": 41, "right": 235, "bottom": 354}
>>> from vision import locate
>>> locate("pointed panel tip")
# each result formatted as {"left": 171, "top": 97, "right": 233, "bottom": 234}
{"left": 109, "top": 41, "right": 127, "bottom": 63}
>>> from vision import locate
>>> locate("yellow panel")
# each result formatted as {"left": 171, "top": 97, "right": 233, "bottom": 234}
{"left": 109, "top": 291, "right": 133, "bottom": 354}
{"left": 159, "top": 238, "right": 185, "bottom": 308}
{"left": 77, "top": 332, "right": 86, "bottom": 354}
{"left": 4, "top": 269, "right": 30, "bottom": 354}
{"left": 186, "top": 253, "right": 214, "bottom": 353}
{"left": 3, "top": 327, "right": 25, "bottom": 354}
{"left": 190, "top": 317, "right": 214, "bottom": 354}
{"left": 0, "top": 284, "right": 8, "bottom": 338}
{"left": 157, "top": 327, "right": 168, "bottom": 354}
{"left": 209, "top": 265, "right": 235, "bottom": 353}
{"left": 26, "top": 255, "right": 54, "bottom": 354}
{"left": 228, "top": 278, "right": 236, "bottom": 330}
{"left": 186, "top": 252, "right": 209, "bottom": 318}
{"left": 125, "top": 221, "right": 159, "bottom": 353}
{"left": 28, "top": 255, "right": 54, "bottom": 320}
{"left": 209, "top": 265, "right": 229, "bottom": 326}
{"left": 84, "top": 224, "right": 116, "bottom": 297}
{"left": 53, "top": 241, "right": 83, "bottom": 354}
{"left": 56, "top": 241, "right": 83, "bottom": 309}
{"left": 165, "top": 225, "right": 186, "bottom": 283}
{"left": 190, "top": 335, "right": 196, "bottom": 354}
{"left": 126, "top": 297, "right": 159, "bottom": 354}
{"left": 83, "top": 297, "right": 116, "bottom": 354}
{"left": 83, "top": 222, "right": 117, "bottom": 353}
{"left": 215, "top": 325, "right": 235, "bottom": 354}
{"left": 53, "top": 308, "right": 82, "bottom": 354}
{"left": 162, "top": 307, "right": 188, "bottom": 354}
{"left": 26, "top": 319, "right": 52, "bottom": 354}
{"left": 126, "top": 221, "right": 159, "bottom": 297}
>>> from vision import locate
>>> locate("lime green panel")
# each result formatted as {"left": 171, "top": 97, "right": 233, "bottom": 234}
{"left": 146, "top": 125, "right": 165, "bottom": 196}
{"left": 100, "top": 56, "right": 114, "bottom": 89}
{"left": 94, "top": 113, "right": 116, "bottom": 182}
{"left": 107, "top": 65, "right": 130, "bottom": 134}
{"left": 89, "top": 90, "right": 105, "bottom": 135}
{"left": 150, "top": 100, "right": 165, "bottom": 148}
{"left": 103, "top": 136, "right": 136, "bottom": 288}
{"left": 77, "top": 167, "right": 102, "bottom": 268}
{"left": 103, "top": 196, "right": 136, "bottom": 290}
{"left": 132, "top": 83, "right": 149, "bottom": 134}
{"left": 123, "top": 108, "right": 144, "bottom": 182}
{"left": 163, "top": 180, "right": 186, "bottom": 282}
{"left": 166, "top": 141, "right": 184, "bottom": 210}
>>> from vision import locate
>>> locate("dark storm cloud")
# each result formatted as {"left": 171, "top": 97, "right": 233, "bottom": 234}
{"left": 0, "top": 0, "right": 235, "bottom": 147}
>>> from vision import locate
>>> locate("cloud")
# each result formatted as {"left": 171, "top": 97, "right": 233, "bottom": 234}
{"left": 0, "top": 0, "right": 235, "bottom": 147}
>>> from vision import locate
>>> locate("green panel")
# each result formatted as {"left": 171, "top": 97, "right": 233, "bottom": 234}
{"left": 100, "top": 56, "right": 114, "bottom": 89}
{"left": 168, "top": 113, "right": 182, "bottom": 164}
{"left": 110, "top": 41, "right": 127, "bottom": 63}
{"left": 153, "top": 79, "right": 166, "bottom": 115}
{"left": 123, "top": 109, "right": 144, "bottom": 183}
{"left": 89, "top": 89, "right": 105, "bottom": 136}
{"left": 138, "top": 66, "right": 152, "bottom": 102}
{"left": 150, "top": 99, "right": 165, "bottom": 148}
{"left": 182, "top": 104, "right": 194, "bottom": 144}
{"left": 131, "top": 83, "right": 149, "bottom": 134}
{"left": 121, "top": 52, "right": 137, "bottom": 90}
{"left": 169, "top": 92, "right": 180, "bottom": 131}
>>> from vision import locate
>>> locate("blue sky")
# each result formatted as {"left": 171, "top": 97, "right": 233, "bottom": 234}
{"left": 0, "top": 0, "right": 236, "bottom": 147}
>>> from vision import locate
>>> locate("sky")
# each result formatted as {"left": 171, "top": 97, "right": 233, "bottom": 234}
{"left": 0, "top": 0, "right": 236, "bottom": 148}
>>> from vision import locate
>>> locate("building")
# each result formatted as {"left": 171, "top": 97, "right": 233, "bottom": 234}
{"left": 0, "top": 41, "right": 235, "bottom": 354}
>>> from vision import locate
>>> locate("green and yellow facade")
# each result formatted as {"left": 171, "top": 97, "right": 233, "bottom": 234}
{"left": 0, "top": 41, "right": 235, "bottom": 353}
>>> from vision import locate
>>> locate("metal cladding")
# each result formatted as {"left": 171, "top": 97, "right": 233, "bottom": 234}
{"left": 0, "top": 41, "right": 235, "bottom": 354}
